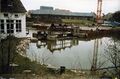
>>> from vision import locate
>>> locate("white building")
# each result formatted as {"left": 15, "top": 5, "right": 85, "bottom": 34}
{"left": 0, "top": 0, "right": 27, "bottom": 38}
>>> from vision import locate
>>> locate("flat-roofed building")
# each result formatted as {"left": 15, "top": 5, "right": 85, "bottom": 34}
{"left": 28, "top": 6, "right": 96, "bottom": 23}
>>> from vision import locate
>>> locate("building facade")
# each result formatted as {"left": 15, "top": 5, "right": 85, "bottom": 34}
{"left": 0, "top": 0, "right": 26, "bottom": 38}
{"left": 28, "top": 6, "right": 96, "bottom": 23}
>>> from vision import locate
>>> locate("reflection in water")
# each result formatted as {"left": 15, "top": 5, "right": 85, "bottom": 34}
{"left": 91, "top": 39, "right": 100, "bottom": 74}
{"left": 36, "top": 38, "right": 79, "bottom": 53}
{"left": 27, "top": 37, "right": 111, "bottom": 70}
{"left": 37, "top": 38, "right": 79, "bottom": 53}
{"left": 37, "top": 40, "right": 47, "bottom": 48}
{"left": 1, "top": 35, "right": 119, "bottom": 77}
{"left": 1, "top": 33, "right": 120, "bottom": 78}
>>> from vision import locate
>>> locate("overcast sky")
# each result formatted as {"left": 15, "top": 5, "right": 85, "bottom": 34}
{"left": 21, "top": 0, "right": 120, "bottom": 14}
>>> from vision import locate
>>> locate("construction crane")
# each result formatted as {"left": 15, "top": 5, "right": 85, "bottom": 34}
{"left": 96, "top": 0, "right": 103, "bottom": 24}
{"left": 90, "top": 0, "right": 103, "bottom": 74}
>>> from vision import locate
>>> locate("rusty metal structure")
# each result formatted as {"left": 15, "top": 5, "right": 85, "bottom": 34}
{"left": 96, "top": 0, "right": 103, "bottom": 24}
{"left": 91, "top": 0, "right": 103, "bottom": 73}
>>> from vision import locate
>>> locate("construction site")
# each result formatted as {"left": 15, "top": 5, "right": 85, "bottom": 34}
{"left": 0, "top": 0, "right": 120, "bottom": 79}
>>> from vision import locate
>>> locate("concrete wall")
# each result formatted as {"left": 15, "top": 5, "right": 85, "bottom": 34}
{"left": 0, "top": 12, "right": 26, "bottom": 38}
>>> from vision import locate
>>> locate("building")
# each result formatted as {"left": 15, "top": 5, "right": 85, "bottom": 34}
{"left": 28, "top": 6, "right": 96, "bottom": 23}
{"left": 0, "top": 0, "right": 27, "bottom": 38}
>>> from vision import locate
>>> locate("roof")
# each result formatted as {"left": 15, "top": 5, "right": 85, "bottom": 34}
{"left": 0, "top": 0, "right": 26, "bottom": 13}
{"left": 40, "top": 6, "right": 53, "bottom": 11}
{"left": 31, "top": 9, "right": 96, "bottom": 17}
{"left": 30, "top": 6, "right": 96, "bottom": 17}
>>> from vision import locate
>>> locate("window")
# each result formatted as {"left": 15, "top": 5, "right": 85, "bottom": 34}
{"left": 16, "top": 20, "right": 21, "bottom": 32}
{"left": 6, "top": 20, "right": 14, "bottom": 33}
{"left": 4, "top": 13, "right": 8, "bottom": 17}
{"left": 0, "top": 20, "right": 4, "bottom": 33}
{"left": 15, "top": 14, "right": 19, "bottom": 18}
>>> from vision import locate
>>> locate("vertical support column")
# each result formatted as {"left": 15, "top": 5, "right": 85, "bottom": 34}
{"left": 96, "top": 0, "right": 102, "bottom": 24}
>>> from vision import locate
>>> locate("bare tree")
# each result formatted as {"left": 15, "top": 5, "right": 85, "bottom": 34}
{"left": 104, "top": 38, "right": 120, "bottom": 78}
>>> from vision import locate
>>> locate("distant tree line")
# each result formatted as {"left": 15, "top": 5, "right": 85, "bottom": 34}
{"left": 105, "top": 11, "right": 120, "bottom": 22}
{"left": 112, "top": 11, "right": 120, "bottom": 22}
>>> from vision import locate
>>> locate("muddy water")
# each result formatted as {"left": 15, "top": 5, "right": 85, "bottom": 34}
{"left": 26, "top": 37, "right": 112, "bottom": 70}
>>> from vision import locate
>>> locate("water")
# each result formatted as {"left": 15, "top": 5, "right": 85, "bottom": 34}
{"left": 0, "top": 29, "right": 119, "bottom": 78}
{"left": 26, "top": 37, "right": 112, "bottom": 70}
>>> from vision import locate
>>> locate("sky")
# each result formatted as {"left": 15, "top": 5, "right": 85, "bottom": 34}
{"left": 21, "top": 0, "right": 120, "bottom": 14}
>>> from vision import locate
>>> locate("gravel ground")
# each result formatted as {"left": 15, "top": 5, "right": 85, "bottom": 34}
{"left": 0, "top": 74, "right": 99, "bottom": 79}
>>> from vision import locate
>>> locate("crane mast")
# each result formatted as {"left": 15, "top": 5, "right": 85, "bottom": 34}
{"left": 91, "top": 0, "right": 103, "bottom": 75}
{"left": 96, "top": 0, "right": 103, "bottom": 24}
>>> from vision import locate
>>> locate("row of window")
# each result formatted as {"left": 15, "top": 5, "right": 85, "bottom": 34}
{"left": 4, "top": 13, "right": 19, "bottom": 18}
{"left": 0, "top": 20, "right": 22, "bottom": 33}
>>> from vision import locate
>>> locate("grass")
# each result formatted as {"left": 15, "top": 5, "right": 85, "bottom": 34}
{"left": 62, "top": 19, "right": 95, "bottom": 26}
